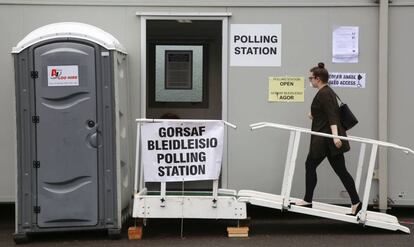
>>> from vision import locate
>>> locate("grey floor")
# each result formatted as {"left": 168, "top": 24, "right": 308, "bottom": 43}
{"left": 1, "top": 204, "right": 413, "bottom": 246}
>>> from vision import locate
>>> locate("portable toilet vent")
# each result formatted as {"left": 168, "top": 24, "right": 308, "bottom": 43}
{"left": 12, "top": 22, "right": 131, "bottom": 242}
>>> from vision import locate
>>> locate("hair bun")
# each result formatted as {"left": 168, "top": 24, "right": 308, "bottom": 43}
{"left": 318, "top": 62, "right": 325, "bottom": 69}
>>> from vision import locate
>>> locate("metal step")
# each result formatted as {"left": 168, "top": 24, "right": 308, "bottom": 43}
{"left": 133, "top": 188, "right": 246, "bottom": 219}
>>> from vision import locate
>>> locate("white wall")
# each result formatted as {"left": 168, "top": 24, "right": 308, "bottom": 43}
{"left": 226, "top": 6, "right": 379, "bottom": 204}
{"left": 1, "top": 1, "right": 413, "bottom": 205}
{"left": 389, "top": 5, "right": 414, "bottom": 206}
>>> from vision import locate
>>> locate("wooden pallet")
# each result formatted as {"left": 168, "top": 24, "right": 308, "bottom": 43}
{"left": 128, "top": 226, "right": 143, "bottom": 240}
{"left": 227, "top": 226, "right": 249, "bottom": 238}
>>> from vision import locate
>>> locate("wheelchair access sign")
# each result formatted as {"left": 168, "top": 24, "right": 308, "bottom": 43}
{"left": 328, "top": 72, "right": 366, "bottom": 88}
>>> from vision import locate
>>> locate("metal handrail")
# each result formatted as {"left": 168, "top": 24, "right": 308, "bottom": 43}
{"left": 136, "top": 118, "right": 237, "bottom": 129}
{"left": 250, "top": 121, "right": 413, "bottom": 226}
{"left": 250, "top": 122, "right": 414, "bottom": 155}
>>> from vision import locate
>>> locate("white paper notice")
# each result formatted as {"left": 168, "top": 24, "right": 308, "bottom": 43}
{"left": 47, "top": 65, "right": 79, "bottom": 86}
{"left": 332, "top": 26, "right": 359, "bottom": 63}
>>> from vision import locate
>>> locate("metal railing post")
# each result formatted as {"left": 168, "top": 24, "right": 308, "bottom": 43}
{"left": 359, "top": 144, "right": 378, "bottom": 223}
{"left": 160, "top": 182, "right": 166, "bottom": 207}
{"left": 355, "top": 143, "right": 367, "bottom": 193}
{"left": 134, "top": 122, "right": 142, "bottom": 193}
{"left": 281, "top": 130, "right": 295, "bottom": 207}
{"left": 283, "top": 131, "right": 301, "bottom": 209}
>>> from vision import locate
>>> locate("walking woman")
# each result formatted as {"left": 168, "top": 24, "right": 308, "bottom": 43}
{"left": 293, "top": 62, "right": 362, "bottom": 216}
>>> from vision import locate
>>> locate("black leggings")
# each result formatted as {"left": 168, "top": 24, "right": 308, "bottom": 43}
{"left": 304, "top": 153, "right": 360, "bottom": 205}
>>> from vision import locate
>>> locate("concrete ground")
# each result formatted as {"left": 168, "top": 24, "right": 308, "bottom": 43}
{"left": 1, "top": 204, "right": 413, "bottom": 246}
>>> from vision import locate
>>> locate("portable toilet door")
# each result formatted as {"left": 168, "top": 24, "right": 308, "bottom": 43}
{"left": 35, "top": 41, "right": 100, "bottom": 228}
{"left": 12, "top": 22, "right": 129, "bottom": 242}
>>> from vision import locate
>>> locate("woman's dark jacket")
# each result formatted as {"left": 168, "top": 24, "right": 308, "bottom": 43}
{"left": 309, "top": 85, "right": 350, "bottom": 158}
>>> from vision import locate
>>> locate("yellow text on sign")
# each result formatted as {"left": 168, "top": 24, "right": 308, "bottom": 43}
{"left": 268, "top": 77, "right": 305, "bottom": 102}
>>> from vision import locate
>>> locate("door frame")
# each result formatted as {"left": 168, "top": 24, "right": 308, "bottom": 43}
{"left": 137, "top": 12, "right": 231, "bottom": 187}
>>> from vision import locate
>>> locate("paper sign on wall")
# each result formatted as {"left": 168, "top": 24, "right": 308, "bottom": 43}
{"left": 230, "top": 24, "right": 282, "bottom": 67}
{"left": 47, "top": 65, "right": 79, "bottom": 86}
{"left": 268, "top": 77, "right": 304, "bottom": 102}
{"left": 141, "top": 121, "right": 224, "bottom": 182}
{"left": 328, "top": 72, "right": 366, "bottom": 88}
{"left": 332, "top": 26, "right": 359, "bottom": 63}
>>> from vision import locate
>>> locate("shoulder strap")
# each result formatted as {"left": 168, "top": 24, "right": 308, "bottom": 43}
{"left": 329, "top": 86, "right": 343, "bottom": 104}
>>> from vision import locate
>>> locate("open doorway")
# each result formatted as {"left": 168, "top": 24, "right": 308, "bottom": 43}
{"left": 146, "top": 20, "right": 222, "bottom": 120}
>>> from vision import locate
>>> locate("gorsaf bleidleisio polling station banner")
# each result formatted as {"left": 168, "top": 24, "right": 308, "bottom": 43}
{"left": 141, "top": 121, "right": 224, "bottom": 182}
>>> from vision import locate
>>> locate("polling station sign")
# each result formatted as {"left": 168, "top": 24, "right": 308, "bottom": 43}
{"left": 268, "top": 77, "right": 304, "bottom": 102}
{"left": 328, "top": 72, "right": 366, "bottom": 88}
{"left": 230, "top": 24, "right": 282, "bottom": 67}
{"left": 141, "top": 121, "right": 224, "bottom": 182}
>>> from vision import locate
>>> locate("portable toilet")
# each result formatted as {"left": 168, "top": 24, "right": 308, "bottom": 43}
{"left": 12, "top": 22, "right": 132, "bottom": 242}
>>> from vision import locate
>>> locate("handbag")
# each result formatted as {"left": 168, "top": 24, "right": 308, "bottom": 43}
{"left": 334, "top": 93, "right": 358, "bottom": 130}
